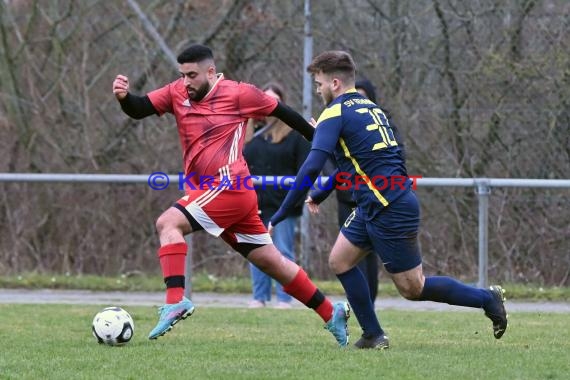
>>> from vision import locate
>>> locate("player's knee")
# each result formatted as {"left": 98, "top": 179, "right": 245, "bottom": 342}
{"left": 155, "top": 213, "right": 182, "bottom": 240}
{"left": 396, "top": 283, "right": 423, "bottom": 300}
{"left": 156, "top": 208, "right": 193, "bottom": 239}
{"left": 393, "top": 276, "right": 424, "bottom": 300}
{"left": 328, "top": 255, "right": 345, "bottom": 274}
{"left": 399, "top": 288, "right": 422, "bottom": 300}
{"left": 155, "top": 214, "right": 169, "bottom": 235}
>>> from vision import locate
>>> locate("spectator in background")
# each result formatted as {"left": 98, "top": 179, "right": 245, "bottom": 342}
{"left": 244, "top": 82, "right": 311, "bottom": 309}
{"left": 355, "top": 78, "right": 377, "bottom": 104}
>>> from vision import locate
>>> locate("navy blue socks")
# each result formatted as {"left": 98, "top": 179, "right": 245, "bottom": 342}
{"left": 419, "top": 276, "right": 492, "bottom": 308}
{"left": 337, "top": 266, "right": 384, "bottom": 337}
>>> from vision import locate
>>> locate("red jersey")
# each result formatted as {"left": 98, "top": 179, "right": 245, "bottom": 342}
{"left": 147, "top": 74, "right": 278, "bottom": 188}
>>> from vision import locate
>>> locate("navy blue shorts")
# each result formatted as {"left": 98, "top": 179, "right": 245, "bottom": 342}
{"left": 341, "top": 190, "right": 422, "bottom": 274}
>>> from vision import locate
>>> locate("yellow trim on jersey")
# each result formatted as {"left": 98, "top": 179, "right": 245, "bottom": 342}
{"left": 339, "top": 138, "right": 389, "bottom": 207}
{"left": 316, "top": 103, "right": 341, "bottom": 125}
{"left": 316, "top": 90, "right": 358, "bottom": 125}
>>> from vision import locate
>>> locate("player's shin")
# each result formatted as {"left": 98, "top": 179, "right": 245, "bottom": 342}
{"left": 419, "top": 276, "right": 491, "bottom": 308}
{"left": 282, "top": 267, "right": 334, "bottom": 322}
{"left": 158, "top": 242, "right": 187, "bottom": 304}
{"left": 337, "top": 266, "right": 385, "bottom": 337}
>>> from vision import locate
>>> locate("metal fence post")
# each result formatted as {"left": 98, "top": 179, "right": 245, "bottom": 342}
{"left": 300, "top": 0, "right": 313, "bottom": 271}
{"left": 476, "top": 179, "right": 490, "bottom": 288}
{"left": 184, "top": 234, "right": 193, "bottom": 299}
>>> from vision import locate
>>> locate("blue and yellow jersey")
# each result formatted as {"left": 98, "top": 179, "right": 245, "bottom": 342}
{"left": 312, "top": 89, "right": 410, "bottom": 219}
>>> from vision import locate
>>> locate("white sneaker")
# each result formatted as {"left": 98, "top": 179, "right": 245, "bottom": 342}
{"left": 248, "top": 300, "right": 265, "bottom": 309}
{"left": 274, "top": 301, "right": 292, "bottom": 309}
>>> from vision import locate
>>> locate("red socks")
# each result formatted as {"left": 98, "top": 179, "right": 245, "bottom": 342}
{"left": 158, "top": 242, "right": 187, "bottom": 304}
{"left": 283, "top": 268, "right": 334, "bottom": 322}
{"left": 158, "top": 245, "right": 334, "bottom": 322}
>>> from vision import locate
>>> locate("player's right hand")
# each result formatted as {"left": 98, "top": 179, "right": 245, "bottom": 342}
{"left": 305, "top": 196, "right": 319, "bottom": 214}
{"left": 113, "top": 74, "right": 129, "bottom": 100}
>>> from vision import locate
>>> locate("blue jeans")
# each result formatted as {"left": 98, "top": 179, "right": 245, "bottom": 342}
{"left": 250, "top": 216, "right": 297, "bottom": 303}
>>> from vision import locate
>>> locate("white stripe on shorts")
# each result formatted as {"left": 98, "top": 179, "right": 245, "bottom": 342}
{"left": 186, "top": 202, "right": 224, "bottom": 237}
{"left": 235, "top": 232, "right": 273, "bottom": 245}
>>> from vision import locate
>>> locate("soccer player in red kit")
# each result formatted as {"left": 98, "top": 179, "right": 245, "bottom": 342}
{"left": 112, "top": 44, "right": 349, "bottom": 345}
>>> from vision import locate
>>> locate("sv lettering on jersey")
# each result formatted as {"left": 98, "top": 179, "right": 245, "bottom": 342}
{"left": 343, "top": 98, "right": 374, "bottom": 107}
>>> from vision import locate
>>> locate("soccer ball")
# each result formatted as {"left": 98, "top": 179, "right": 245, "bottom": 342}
{"left": 92, "top": 306, "right": 134, "bottom": 346}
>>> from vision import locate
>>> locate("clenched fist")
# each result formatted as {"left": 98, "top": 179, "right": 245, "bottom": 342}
{"left": 112, "top": 74, "right": 129, "bottom": 100}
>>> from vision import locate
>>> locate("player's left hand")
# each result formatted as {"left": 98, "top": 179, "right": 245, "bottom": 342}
{"left": 267, "top": 222, "right": 274, "bottom": 236}
{"left": 310, "top": 117, "right": 317, "bottom": 127}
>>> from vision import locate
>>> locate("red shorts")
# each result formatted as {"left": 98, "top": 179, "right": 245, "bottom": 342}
{"left": 175, "top": 185, "right": 272, "bottom": 247}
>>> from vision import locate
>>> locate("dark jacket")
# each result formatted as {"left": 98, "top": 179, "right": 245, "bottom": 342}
{"left": 355, "top": 78, "right": 377, "bottom": 103}
{"left": 244, "top": 130, "right": 311, "bottom": 223}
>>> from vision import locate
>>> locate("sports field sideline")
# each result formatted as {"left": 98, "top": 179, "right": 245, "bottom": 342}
{"left": 1, "top": 288, "right": 568, "bottom": 313}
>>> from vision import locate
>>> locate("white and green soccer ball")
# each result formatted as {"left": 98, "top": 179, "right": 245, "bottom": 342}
{"left": 92, "top": 306, "right": 134, "bottom": 346}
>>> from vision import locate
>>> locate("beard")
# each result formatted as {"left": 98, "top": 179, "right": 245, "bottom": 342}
{"left": 321, "top": 91, "right": 333, "bottom": 106}
{"left": 318, "top": 85, "right": 334, "bottom": 105}
{"left": 187, "top": 81, "right": 210, "bottom": 101}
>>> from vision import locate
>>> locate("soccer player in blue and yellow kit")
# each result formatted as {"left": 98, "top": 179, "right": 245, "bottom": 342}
{"left": 270, "top": 50, "right": 508, "bottom": 349}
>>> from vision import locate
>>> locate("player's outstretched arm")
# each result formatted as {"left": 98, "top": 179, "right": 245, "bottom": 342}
{"left": 309, "top": 168, "right": 339, "bottom": 205}
{"left": 270, "top": 102, "right": 314, "bottom": 141}
{"left": 112, "top": 74, "right": 157, "bottom": 120}
{"left": 270, "top": 149, "right": 329, "bottom": 226}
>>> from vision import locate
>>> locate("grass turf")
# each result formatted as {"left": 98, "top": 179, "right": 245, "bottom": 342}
{"left": 0, "top": 304, "right": 568, "bottom": 379}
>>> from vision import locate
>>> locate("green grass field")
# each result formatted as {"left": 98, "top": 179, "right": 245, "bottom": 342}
{"left": 0, "top": 304, "right": 568, "bottom": 379}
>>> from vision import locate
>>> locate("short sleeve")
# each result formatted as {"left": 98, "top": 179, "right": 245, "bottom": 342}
{"left": 147, "top": 83, "right": 174, "bottom": 115}
{"left": 238, "top": 83, "right": 278, "bottom": 119}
